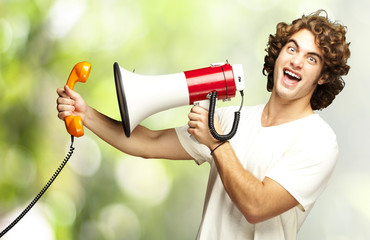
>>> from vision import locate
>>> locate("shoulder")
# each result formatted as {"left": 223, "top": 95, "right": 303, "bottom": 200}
{"left": 287, "top": 114, "right": 338, "bottom": 163}
{"left": 300, "top": 114, "right": 337, "bottom": 143}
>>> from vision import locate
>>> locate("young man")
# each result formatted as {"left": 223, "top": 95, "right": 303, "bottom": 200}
{"left": 57, "top": 10, "right": 350, "bottom": 240}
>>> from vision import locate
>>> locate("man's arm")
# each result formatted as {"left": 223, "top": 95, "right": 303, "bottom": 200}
{"left": 57, "top": 85, "right": 192, "bottom": 160}
{"left": 211, "top": 142, "right": 299, "bottom": 224}
{"left": 188, "top": 106, "right": 299, "bottom": 224}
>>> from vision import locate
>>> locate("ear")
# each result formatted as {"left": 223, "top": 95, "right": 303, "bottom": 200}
{"left": 317, "top": 74, "right": 327, "bottom": 85}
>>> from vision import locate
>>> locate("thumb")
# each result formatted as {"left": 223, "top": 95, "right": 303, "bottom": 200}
{"left": 64, "top": 85, "right": 81, "bottom": 100}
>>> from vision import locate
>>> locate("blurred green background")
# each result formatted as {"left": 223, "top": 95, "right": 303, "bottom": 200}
{"left": 1, "top": 0, "right": 369, "bottom": 239}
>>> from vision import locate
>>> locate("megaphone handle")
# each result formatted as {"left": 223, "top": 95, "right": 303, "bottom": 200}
{"left": 208, "top": 91, "right": 240, "bottom": 142}
{"left": 194, "top": 99, "right": 210, "bottom": 110}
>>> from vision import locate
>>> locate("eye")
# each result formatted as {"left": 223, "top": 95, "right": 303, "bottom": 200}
{"left": 288, "top": 47, "right": 296, "bottom": 53}
{"left": 307, "top": 56, "right": 317, "bottom": 64}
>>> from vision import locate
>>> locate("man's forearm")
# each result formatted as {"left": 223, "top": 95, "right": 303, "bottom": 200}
{"left": 211, "top": 142, "right": 299, "bottom": 224}
{"left": 84, "top": 106, "right": 130, "bottom": 151}
{"left": 83, "top": 106, "right": 192, "bottom": 160}
{"left": 211, "top": 142, "right": 266, "bottom": 223}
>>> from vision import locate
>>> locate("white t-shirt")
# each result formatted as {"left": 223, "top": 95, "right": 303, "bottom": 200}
{"left": 175, "top": 104, "right": 338, "bottom": 240}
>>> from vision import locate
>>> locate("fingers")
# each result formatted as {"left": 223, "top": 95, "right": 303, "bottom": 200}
{"left": 56, "top": 86, "right": 77, "bottom": 120}
{"left": 56, "top": 85, "right": 88, "bottom": 123}
{"left": 64, "top": 85, "right": 81, "bottom": 100}
{"left": 57, "top": 110, "right": 72, "bottom": 120}
{"left": 56, "top": 98, "right": 74, "bottom": 119}
{"left": 56, "top": 87, "right": 68, "bottom": 98}
{"left": 190, "top": 105, "right": 208, "bottom": 114}
{"left": 56, "top": 98, "right": 75, "bottom": 111}
{"left": 187, "top": 105, "right": 223, "bottom": 148}
{"left": 188, "top": 106, "right": 207, "bottom": 120}
{"left": 56, "top": 85, "right": 81, "bottom": 98}
{"left": 57, "top": 94, "right": 74, "bottom": 105}
{"left": 188, "top": 106, "right": 207, "bottom": 126}
{"left": 187, "top": 106, "right": 209, "bottom": 139}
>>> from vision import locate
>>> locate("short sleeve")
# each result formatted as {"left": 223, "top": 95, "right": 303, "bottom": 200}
{"left": 175, "top": 125, "right": 213, "bottom": 165}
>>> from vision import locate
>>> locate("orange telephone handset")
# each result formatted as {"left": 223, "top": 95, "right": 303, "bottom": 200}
{"left": 64, "top": 61, "right": 91, "bottom": 137}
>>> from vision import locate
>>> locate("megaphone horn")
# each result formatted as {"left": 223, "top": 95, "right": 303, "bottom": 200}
{"left": 114, "top": 62, "right": 245, "bottom": 137}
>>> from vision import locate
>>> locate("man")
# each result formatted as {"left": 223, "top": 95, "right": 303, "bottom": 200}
{"left": 57, "top": 10, "right": 350, "bottom": 240}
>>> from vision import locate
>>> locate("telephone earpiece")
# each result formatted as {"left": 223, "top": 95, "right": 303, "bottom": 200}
{"left": 64, "top": 61, "right": 91, "bottom": 137}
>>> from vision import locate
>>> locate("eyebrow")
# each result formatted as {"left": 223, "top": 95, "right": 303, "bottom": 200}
{"left": 287, "top": 39, "right": 323, "bottom": 62}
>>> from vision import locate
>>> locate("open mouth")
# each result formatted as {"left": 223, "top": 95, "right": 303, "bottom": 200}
{"left": 282, "top": 68, "right": 302, "bottom": 87}
{"left": 284, "top": 69, "right": 301, "bottom": 81}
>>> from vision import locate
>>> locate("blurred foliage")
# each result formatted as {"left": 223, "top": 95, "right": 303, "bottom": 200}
{"left": 1, "top": 0, "right": 367, "bottom": 239}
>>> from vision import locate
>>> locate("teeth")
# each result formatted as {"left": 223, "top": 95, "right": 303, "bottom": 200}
{"left": 284, "top": 70, "right": 301, "bottom": 80}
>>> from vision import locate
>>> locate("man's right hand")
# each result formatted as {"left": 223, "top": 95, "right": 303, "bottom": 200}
{"left": 56, "top": 85, "right": 192, "bottom": 161}
{"left": 56, "top": 85, "right": 88, "bottom": 123}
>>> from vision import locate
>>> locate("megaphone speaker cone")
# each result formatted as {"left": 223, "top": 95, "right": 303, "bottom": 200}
{"left": 114, "top": 62, "right": 190, "bottom": 137}
{"left": 114, "top": 62, "right": 131, "bottom": 137}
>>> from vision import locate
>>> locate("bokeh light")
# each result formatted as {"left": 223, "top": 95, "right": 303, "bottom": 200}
{"left": 0, "top": 205, "right": 54, "bottom": 240}
{"left": 97, "top": 203, "right": 141, "bottom": 240}
{"left": 115, "top": 157, "right": 172, "bottom": 206}
{"left": 68, "top": 135, "right": 101, "bottom": 177}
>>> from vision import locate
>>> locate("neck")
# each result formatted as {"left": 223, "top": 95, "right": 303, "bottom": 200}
{"left": 262, "top": 93, "right": 314, "bottom": 127}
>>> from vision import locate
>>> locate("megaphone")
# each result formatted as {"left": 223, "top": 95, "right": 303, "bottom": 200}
{"left": 114, "top": 61, "right": 245, "bottom": 140}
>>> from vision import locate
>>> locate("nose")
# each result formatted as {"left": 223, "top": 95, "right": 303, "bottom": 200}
{"left": 290, "top": 54, "right": 304, "bottom": 69}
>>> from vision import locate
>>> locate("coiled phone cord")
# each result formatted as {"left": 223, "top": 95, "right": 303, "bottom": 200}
{"left": 208, "top": 90, "right": 244, "bottom": 142}
{"left": 0, "top": 135, "right": 75, "bottom": 238}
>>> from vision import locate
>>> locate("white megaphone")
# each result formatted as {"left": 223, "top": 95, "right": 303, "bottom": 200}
{"left": 114, "top": 61, "right": 245, "bottom": 140}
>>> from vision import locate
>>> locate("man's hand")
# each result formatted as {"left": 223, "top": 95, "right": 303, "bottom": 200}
{"left": 56, "top": 85, "right": 88, "bottom": 123}
{"left": 187, "top": 105, "right": 223, "bottom": 150}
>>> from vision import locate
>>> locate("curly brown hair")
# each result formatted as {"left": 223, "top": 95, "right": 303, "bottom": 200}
{"left": 262, "top": 10, "right": 351, "bottom": 110}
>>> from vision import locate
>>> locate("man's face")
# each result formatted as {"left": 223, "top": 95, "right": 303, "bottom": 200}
{"left": 272, "top": 29, "right": 325, "bottom": 105}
